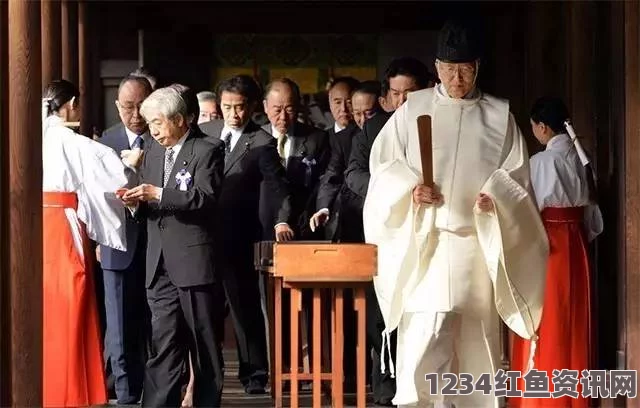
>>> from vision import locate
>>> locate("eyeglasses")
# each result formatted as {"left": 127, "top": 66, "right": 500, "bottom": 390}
{"left": 437, "top": 61, "right": 477, "bottom": 78}
{"left": 116, "top": 101, "right": 142, "bottom": 115}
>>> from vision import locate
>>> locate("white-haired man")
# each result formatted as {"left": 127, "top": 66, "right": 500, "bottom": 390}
{"left": 121, "top": 86, "right": 226, "bottom": 407}
{"left": 364, "top": 20, "right": 549, "bottom": 407}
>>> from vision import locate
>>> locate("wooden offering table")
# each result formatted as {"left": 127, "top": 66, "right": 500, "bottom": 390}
{"left": 255, "top": 241, "right": 377, "bottom": 408}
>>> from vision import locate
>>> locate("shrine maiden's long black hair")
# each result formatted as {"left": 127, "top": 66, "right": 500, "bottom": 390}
{"left": 43, "top": 79, "right": 79, "bottom": 117}
{"left": 530, "top": 96, "right": 569, "bottom": 133}
{"left": 530, "top": 96, "right": 598, "bottom": 203}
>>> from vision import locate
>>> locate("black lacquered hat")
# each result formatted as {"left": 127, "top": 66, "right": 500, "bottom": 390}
{"left": 436, "top": 19, "right": 483, "bottom": 63}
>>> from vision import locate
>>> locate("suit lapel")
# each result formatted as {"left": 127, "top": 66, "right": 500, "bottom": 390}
{"left": 116, "top": 125, "right": 131, "bottom": 153}
{"left": 293, "top": 124, "right": 314, "bottom": 158}
{"left": 224, "top": 130, "right": 253, "bottom": 174}
{"left": 148, "top": 139, "right": 165, "bottom": 187}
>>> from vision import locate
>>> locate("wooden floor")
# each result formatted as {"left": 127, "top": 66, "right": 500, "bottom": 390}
{"left": 106, "top": 349, "right": 378, "bottom": 408}
{"left": 222, "top": 350, "right": 377, "bottom": 408}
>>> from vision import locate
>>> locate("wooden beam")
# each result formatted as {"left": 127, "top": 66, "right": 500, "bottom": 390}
{"left": 78, "top": 0, "right": 90, "bottom": 136}
{"left": 41, "top": 0, "right": 61, "bottom": 89}
{"left": 624, "top": 1, "right": 640, "bottom": 407}
{"left": 7, "top": 0, "right": 42, "bottom": 406}
{"left": 61, "top": 0, "right": 77, "bottom": 84}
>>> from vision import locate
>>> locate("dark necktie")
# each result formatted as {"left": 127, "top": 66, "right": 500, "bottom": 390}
{"left": 163, "top": 148, "right": 175, "bottom": 187}
{"left": 132, "top": 135, "right": 144, "bottom": 150}
{"left": 222, "top": 131, "right": 232, "bottom": 154}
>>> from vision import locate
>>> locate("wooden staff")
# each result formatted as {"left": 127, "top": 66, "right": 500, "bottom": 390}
{"left": 417, "top": 114, "right": 433, "bottom": 187}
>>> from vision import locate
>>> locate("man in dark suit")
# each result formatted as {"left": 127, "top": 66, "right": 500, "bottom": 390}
{"left": 344, "top": 57, "right": 434, "bottom": 406}
{"left": 260, "top": 78, "right": 330, "bottom": 239}
{"left": 199, "top": 75, "right": 292, "bottom": 394}
{"left": 310, "top": 76, "right": 362, "bottom": 242}
{"left": 121, "top": 86, "right": 226, "bottom": 407}
{"left": 304, "top": 76, "right": 362, "bottom": 390}
{"left": 259, "top": 78, "right": 331, "bottom": 387}
{"left": 98, "top": 74, "right": 152, "bottom": 405}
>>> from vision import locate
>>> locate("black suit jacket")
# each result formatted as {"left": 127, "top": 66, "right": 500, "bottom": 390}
{"left": 199, "top": 119, "right": 291, "bottom": 247}
{"left": 260, "top": 122, "right": 330, "bottom": 239}
{"left": 139, "top": 130, "right": 225, "bottom": 288}
{"left": 344, "top": 111, "right": 393, "bottom": 199}
{"left": 315, "top": 122, "right": 363, "bottom": 241}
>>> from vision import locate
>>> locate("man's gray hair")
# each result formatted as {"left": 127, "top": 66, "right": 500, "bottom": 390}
{"left": 140, "top": 87, "right": 188, "bottom": 121}
{"left": 197, "top": 91, "right": 217, "bottom": 103}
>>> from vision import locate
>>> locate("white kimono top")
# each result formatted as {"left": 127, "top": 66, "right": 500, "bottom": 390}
{"left": 43, "top": 115, "right": 128, "bottom": 260}
{"left": 530, "top": 133, "right": 603, "bottom": 241}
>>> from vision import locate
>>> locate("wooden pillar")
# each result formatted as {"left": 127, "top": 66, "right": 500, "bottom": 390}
{"left": 624, "top": 1, "right": 640, "bottom": 406}
{"left": 0, "top": 0, "right": 9, "bottom": 403}
{"left": 61, "top": 0, "right": 77, "bottom": 84}
{"left": 7, "top": 0, "right": 42, "bottom": 406}
{"left": 78, "top": 0, "right": 90, "bottom": 136}
{"left": 41, "top": 0, "right": 61, "bottom": 89}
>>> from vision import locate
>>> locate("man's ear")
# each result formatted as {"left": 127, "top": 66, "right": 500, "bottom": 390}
{"left": 263, "top": 99, "right": 268, "bottom": 113}
{"left": 175, "top": 114, "right": 186, "bottom": 128}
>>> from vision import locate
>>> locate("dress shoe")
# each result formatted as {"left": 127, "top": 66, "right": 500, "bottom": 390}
{"left": 245, "top": 378, "right": 266, "bottom": 395}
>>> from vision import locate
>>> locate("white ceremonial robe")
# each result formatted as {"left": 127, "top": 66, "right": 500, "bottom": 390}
{"left": 363, "top": 85, "right": 549, "bottom": 407}
{"left": 530, "top": 133, "right": 603, "bottom": 241}
{"left": 43, "top": 115, "right": 128, "bottom": 258}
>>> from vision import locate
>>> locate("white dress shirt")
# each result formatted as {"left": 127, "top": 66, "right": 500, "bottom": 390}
{"left": 124, "top": 127, "right": 150, "bottom": 148}
{"left": 529, "top": 133, "right": 603, "bottom": 241}
{"left": 221, "top": 124, "right": 247, "bottom": 152}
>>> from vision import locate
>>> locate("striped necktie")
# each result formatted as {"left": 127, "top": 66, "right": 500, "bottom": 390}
{"left": 163, "top": 147, "right": 175, "bottom": 187}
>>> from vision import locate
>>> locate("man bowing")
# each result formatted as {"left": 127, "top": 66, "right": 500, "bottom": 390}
{"left": 363, "top": 20, "right": 549, "bottom": 407}
{"left": 122, "top": 86, "right": 226, "bottom": 407}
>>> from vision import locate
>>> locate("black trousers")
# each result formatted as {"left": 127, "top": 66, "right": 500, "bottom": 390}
{"left": 103, "top": 241, "right": 149, "bottom": 404}
{"left": 221, "top": 247, "right": 269, "bottom": 386}
{"left": 366, "top": 283, "right": 396, "bottom": 402}
{"left": 142, "top": 258, "right": 224, "bottom": 407}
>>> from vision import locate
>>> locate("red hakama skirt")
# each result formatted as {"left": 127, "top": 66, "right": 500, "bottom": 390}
{"left": 510, "top": 206, "right": 593, "bottom": 408}
{"left": 43, "top": 191, "right": 107, "bottom": 407}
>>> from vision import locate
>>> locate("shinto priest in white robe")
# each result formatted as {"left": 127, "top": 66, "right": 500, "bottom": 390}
{"left": 363, "top": 84, "right": 549, "bottom": 407}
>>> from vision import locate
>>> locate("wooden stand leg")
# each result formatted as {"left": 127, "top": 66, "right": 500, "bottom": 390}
{"left": 274, "top": 278, "right": 283, "bottom": 408}
{"left": 332, "top": 288, "right": 344, "bottom": 408}
{"left": 354, "top": 287, "right": 367, "bottom": 408}
{"left": 290, "top": 287, "right": 301, "bottom": 408}
{"left": 301, "top": 298, "right": 311, "bottom": 376}
{"left": 312, "top": 289, "right": 322, "bottom": 407}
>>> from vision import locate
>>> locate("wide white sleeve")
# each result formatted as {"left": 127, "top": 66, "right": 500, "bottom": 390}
{"left": 364, "top": 102, "right": 427, "bottom": 333}
{"left": 474, "top": 114, "right": 549, "bottom": 343}
{"left": 76, "top": 142, "right": 128, "bottom": 251}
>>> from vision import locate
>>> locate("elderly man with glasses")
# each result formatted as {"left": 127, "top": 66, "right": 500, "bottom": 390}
{"left": 363, "top": 19, "right": 549, "bottom": 408}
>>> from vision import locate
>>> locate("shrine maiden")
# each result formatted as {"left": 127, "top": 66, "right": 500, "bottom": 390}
{"left": 42, "top": 79, "right": 130, "bottom": 407}
{"left": 363, "top": 20, "right": 549, "bottom": 407}
{"left": 510, "top": 96, "right": 603, "bottom": 408}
